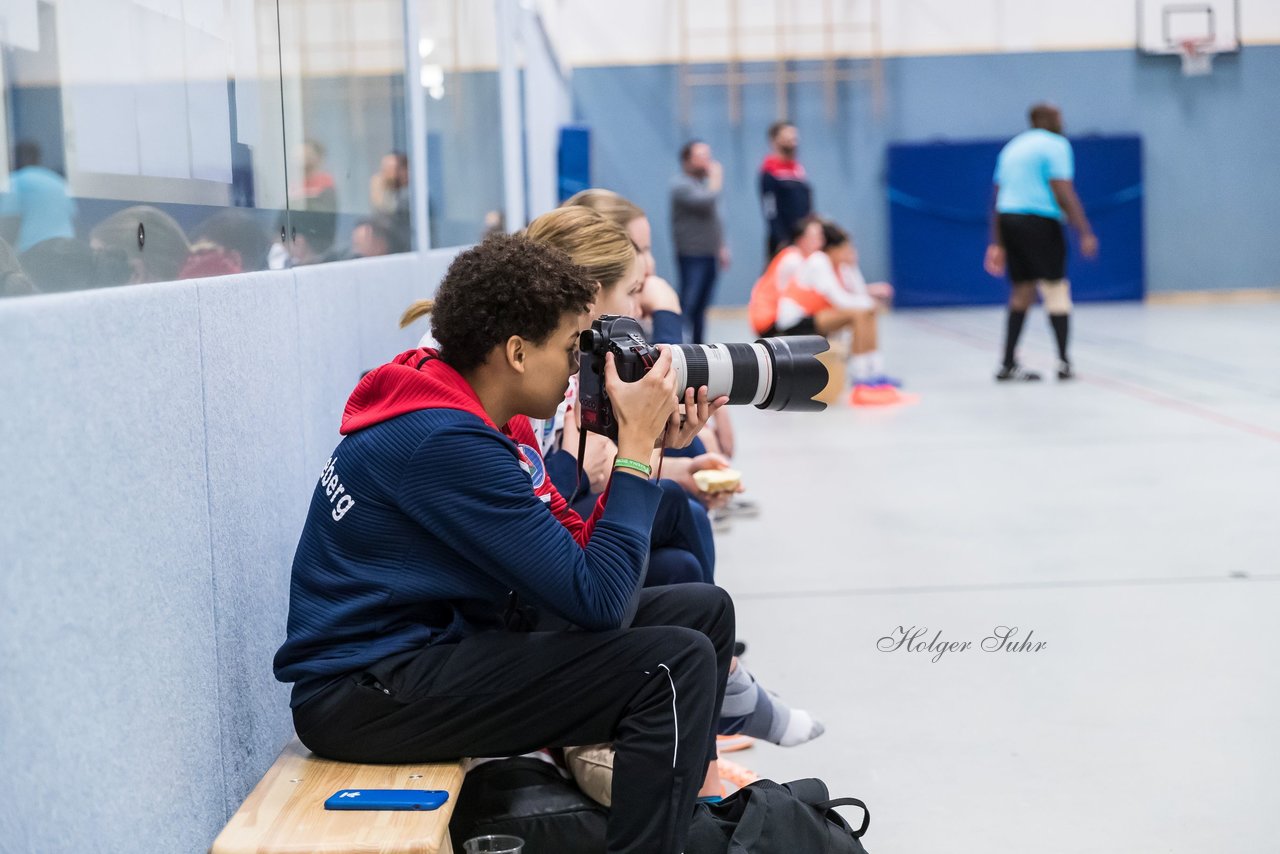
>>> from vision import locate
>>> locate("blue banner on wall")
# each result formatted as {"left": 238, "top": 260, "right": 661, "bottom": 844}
{"left": 888, "top": 135, "right": 1144, "bottom": 307}
{"left": 558, "top": 124, "right": 591, "bottom": 203}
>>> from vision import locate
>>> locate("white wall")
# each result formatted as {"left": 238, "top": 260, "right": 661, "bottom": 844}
{"left": 547, "top": 0, "right": 1280, "bottom": 66}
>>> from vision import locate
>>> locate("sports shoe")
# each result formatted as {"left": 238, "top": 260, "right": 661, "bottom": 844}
{"left": 717, "top": 497, "right": 761, "bottom": 520}
{"left": 710, "top": 509, "right": 733, "bottom": 534}
{"left": 716, "top": 733, "right": 755, "bottom": 753}
{"left": 717, "top": 757, "right": 761, "bottom": 794}
{"left": 995, "top": 364, "right": 1042, "bottom": 382}
{"left": 864, "top": 374, "right": 903, "bottom": 388}
{"left": 1057, "top": 361, "right": 1074, "bottom": 381}
{"left": 849, "top": 384, "right": 905, "bottom": 406}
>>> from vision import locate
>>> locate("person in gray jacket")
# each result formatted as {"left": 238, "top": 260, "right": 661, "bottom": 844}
{"left": 670, "top": 140, "right": 729, "bottom": 344}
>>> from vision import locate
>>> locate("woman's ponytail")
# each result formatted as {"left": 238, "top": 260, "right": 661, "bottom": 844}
{"left": 399, "top": 298, "right": 434, "bottom": 329}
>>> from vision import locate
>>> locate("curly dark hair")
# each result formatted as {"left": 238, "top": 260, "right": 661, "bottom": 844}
{"left": 426, "top": 233, "right": 596, "bottom": 372}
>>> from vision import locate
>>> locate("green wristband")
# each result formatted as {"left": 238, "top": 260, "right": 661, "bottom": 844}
{"left": 613, "top": 457, "right": 653, "bottom": 478}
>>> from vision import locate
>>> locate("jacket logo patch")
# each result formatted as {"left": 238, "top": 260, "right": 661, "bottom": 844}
{"left": 514, "top": 445, "right": 545, "bottom": 491}
{"left": 319, "top": 456, "right": 356, "bottom": 521}
{"left": 517, "top": 444, "right": 547, "bottom": 490}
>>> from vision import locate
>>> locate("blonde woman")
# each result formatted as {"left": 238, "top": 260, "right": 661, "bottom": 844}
{"left": 564, "top": 189, "right": 742, "bottom": 484}
{"left": 563, "top": 188, "right": 685, "bottom": 346}
{"left": 519, "top": 207, "right": 722, "bottom": 589}
{"left": 522, "top": 206, "right": 825, "bottom": 758}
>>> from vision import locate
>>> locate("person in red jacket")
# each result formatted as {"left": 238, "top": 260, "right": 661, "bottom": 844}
{"left": 759, "top": 121, "right": 813, "bottom": 261}
{"left": 276, "top": 234, "right": 734, "bottom": 853}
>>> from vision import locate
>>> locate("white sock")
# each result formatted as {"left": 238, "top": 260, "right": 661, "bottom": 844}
{"left": 868, "top": 350, "right": 883, "bottom": 375}
{"left": 778, "top": 707, "right": 825, "bottom": 747}
{"left": 850, "top": 353, "right": 873, "bottom": 381}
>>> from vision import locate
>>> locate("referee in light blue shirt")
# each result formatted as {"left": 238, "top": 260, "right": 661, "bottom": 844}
{"left": 985, "top": 103, "right": 1097, "bottom": 381}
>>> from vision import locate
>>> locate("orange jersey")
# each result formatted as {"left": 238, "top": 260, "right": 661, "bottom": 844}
{"left": 779, "top": 280, "right": 834, "bottom": 316}
{"left": 747, "top": 247, "right": 804, "bottom": 334}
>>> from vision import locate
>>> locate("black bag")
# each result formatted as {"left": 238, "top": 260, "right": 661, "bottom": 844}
{"left": 448, "top": 756, "right": 608, "bottom": 853}
{"left": 686, "top": 777, "right": 871, "bottom": 854}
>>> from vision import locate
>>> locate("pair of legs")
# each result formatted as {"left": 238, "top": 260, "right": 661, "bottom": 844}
{"left": 564, "top": 477, "right": 715, "bottom": 588}
{"left": 811, "top": 306, "right": 901, "bottom": 389}
{"left": 1000, "top": 279, "right": 1073, "bottom": 379}
{"left": 813, "top": 306, "right": 877, "bottom": 352}
{"left": 557, "top": 465, "right": 819, "bottom": 747}
{"left": 647, "top": 480, "right": 717, "bottom": 586}
{"left": 677, "top": 254, "right": 719, "bottom": 344}
{"left": 294, "top": 584, "right": 734, "bottom": 854}
{"left": 997, "top": 212, "right": 1073, "bottom": 379}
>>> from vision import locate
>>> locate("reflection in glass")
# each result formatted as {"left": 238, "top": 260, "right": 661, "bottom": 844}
{"left": 275, "top": 0, "right": 412, "bottom": 267}
{"left": 2, "top": 140, "right": 76, "bottom": 252}
{"left": 420, "top": 0, "right": 505, "bottom": 248}
{"left": 0, "top": 0, "right": 290, "bottom": 296}
{"left": 0, "top": 0, "right": 421, "bottom": 296}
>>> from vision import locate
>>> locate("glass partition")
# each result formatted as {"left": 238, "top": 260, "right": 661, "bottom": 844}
{"left": 0, "top": 0, "right": 290, "bottom": 296}
{"left": 0, "top": 0, "right": 507, "bottom": 297}
{"left": 276, "top": 0, "right": 412, "bottom": 266}
{"left": 419, "top": 0, "right": 505, "bottom": 248}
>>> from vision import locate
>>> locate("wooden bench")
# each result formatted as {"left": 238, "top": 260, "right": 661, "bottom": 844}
{"left": 211, "top": 738, "right": 466, "bottom": 854}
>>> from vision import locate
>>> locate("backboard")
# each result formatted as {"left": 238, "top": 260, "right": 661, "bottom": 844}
{"left": 1137, "top": 0, "right": 1241, "bottom": 55}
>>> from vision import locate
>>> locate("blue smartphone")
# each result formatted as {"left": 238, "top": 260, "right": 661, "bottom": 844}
{"left": 324, "top": 789, "right": 450, "bottom": 811}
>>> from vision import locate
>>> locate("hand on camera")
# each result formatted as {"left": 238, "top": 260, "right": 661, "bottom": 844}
{"left": 605, "top": 348, "right": 678, "bottom": 460}
{"left": 663, "top": 386, "right": 729, "bottom": 450}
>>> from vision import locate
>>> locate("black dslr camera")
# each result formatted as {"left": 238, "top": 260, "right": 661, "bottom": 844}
{"left": 577, "top": 315, "right": 830, "bottom": 441}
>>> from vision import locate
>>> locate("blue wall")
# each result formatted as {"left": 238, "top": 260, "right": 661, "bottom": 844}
{"left": 0, "top": 252, "right": 458, "bottom": 853}
{"left": 571, "top": 46, "right": 1280, "bottom": 305}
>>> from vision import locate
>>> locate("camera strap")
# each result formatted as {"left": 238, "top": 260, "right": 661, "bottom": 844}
{"left": 654, "top": 424, "right": 670, "bottom": 481}
{"left": 569, "top": 418, "right": 589, "bottom": 505}
{"left": 570, "top": 421, "right": 669, "bottom": 502}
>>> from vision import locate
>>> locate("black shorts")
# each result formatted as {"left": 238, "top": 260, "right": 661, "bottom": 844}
{"left": 998, "top": 213, "right": 1066, "bottom": 282}
{"left": 762, "top": 316, "right": 818, "bottom": 337}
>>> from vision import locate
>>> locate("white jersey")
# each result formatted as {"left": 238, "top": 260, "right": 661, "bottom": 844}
{"left": 774, "top": 247, "right": 806, "bottom": 294}
{"left": 529, "top": 375, "right": 578, "bottom": 457}
{"left": 775, "top": 252, "right": 874, "bottom": 329}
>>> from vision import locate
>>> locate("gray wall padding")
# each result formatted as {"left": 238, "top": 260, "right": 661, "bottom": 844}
{"left": 0, "top": 249, "right": 458, "bottom": 853}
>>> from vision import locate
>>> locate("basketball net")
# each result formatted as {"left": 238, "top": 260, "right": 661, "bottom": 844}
{"left": 1178, "top": 38, "right": 1215, "bottom": 77}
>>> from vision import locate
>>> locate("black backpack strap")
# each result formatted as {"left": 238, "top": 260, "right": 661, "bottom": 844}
{"left": 811, "top": 797, "right": 870, "bottom": 838}
{"left": 782, "top": 777, "right": 829, "bottom": 804}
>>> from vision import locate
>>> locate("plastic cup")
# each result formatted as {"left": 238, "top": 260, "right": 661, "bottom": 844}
{"left": 463, "top": 834, "right": 524, "bottom": 854}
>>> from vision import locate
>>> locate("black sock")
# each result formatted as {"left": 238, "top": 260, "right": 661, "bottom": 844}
{"left": 1003, "top": 309, "right": 1027, "bottom": 368}
{"left": 1049, "top": 313, "right": 1070, "bottom": 363}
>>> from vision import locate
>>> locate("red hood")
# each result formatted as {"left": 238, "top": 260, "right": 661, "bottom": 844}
{"left": 761, "top": 154, "right": 806, "bottom": 181}
{"left": 340, "top": 348, "right": 496, "bottom": 434}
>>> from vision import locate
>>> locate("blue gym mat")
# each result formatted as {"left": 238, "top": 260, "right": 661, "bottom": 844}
{"left": 887, "top": 135, "right": 1144, "bottom": 307}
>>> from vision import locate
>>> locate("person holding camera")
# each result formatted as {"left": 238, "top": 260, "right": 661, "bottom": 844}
{"left": 517, "top": 205, "right": 725, "bottom": 589}
{"left": 561, "top": 189, "right": 741, "bottom": 504}
{"left": 517, "top": 205, "right": 826, "bottom": 754}
{"left": 275, "top": 234, "right": 736, "bottom": 853}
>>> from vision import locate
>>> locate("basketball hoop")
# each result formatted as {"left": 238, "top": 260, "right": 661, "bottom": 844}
{"left": 1177, "top": 38, "right": 1215, "bottom": 77}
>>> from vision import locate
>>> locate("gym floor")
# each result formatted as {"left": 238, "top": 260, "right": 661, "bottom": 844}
{"left": 706, "top": 301, "right": 1279, "bottom": 853}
